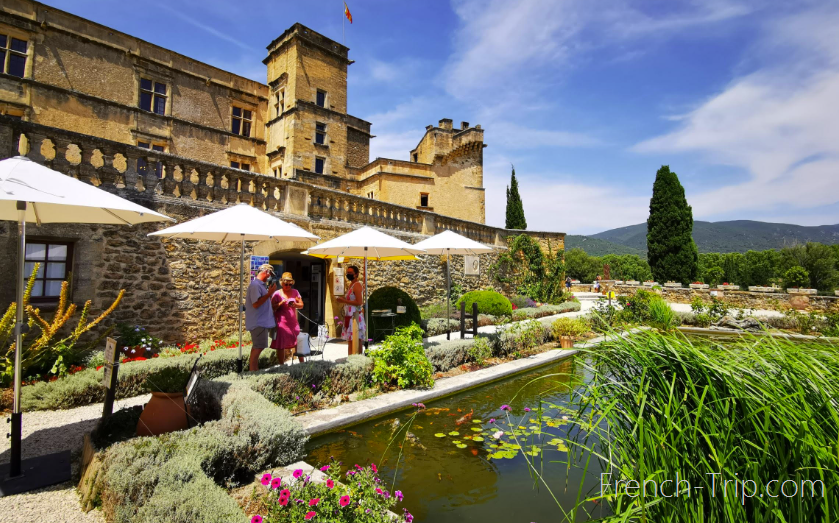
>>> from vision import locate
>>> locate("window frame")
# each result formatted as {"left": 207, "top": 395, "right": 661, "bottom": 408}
{"left": 314, "top": 157, "right": 325, "bottom": 174}
{"left": 420, "top": 193, "right": 429, "bottom": 207}
{"left": 274, "top": 89, "right": 285, "bottom": 117}
{"left": 316, "top": 89, "right": 327, "bottom": 108}
{"left": 139, "top": 78, "right": 168, "bottom": 115}
{"left": 231, "top": 106, "right": 253, "bottom": 137}
{"left": 23, "top": 240, "right": 74, "bottom": 303}
{"left": 231, "top": 161, "right": 251, "bottom": 171}
{"left": 0, "top": 34, "right": 29, "bottom": 78}
{"left": 314, "top": 122, "right": 327, "bottom": 145}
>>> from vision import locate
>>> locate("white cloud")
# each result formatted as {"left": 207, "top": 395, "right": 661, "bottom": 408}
{"left": 633, "top": 4, "right": 839, "bottom": 219}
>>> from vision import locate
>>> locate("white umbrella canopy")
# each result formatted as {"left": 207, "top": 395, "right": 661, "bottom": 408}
{"left": 305, "top": 226, "right": 424, "bottom": 260}
{"left": 0, "top": 156, "right": 173, "bottom": 490}
{"left": 304, "top": 226, "right": 425, "bottom": 351}
{"left": 0, "top": 156, "right": 173, "bottom": 224}
{"left": 148, "top": 203, "right": 319, "bottom": 371}
{"left": 413, "top": 230, "right": 494, "bottom": 340}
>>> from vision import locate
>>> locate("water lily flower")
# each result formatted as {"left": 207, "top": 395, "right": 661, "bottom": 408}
{"left": 309, "top": 498, "right": 320, "bottom": 506}
{"left": 260, "top": 474, "right": 272, "bottom": 486}
{"left": 500, "top": 405, "right": 511, "bottom": 411}
{"left": 493, "top": 430, "right": 504, "bottom": 439}
{"left": 326, "top": 479, "right": 335, "bottom": 489}
{"left": 489, "top": 418, "right": 495, "bottom": 423}
{"left": 524, "top": 407, "right": 531, "bottom": 412}
{"left": 340, "top": 495, "right": 351, "bottom": 507}
{"left": 305, "top": 512, "right": 316, "bottom": 520}
{"left": 270, "top": 477, "right": 282, "bottom": 489}
{"left": 251, "top": 516, "right": 263, "bottom": 523}
{"left": 293, "top": 469, "right": 303, "bottom": 478}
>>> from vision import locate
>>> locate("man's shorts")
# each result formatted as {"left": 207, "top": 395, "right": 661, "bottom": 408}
{"left": 250, "top": 326, "right": 272, "bottom": 349}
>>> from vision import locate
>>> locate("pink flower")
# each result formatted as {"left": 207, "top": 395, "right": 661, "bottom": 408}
{"left": 375, "top": 488, "right": 383, "bottom": 495}
{"left": 320, "top": 465, "right": 330, "bottom": 472}
{"left": 326, "top": 479, "right": 335, "bottom": 489}
{"left": 278, "top": 489, "right": 291, "bottom": 506}
{"left": 395, "top": 490, "right": 404, "bottom": 502}
{"left": 305, "top": 511, "right": 316, "bottom": 520}
{"left": 261, "top": 473, "right": 272, "bottom": 486}
{"left": 270, "top": 477, "right": 282, "bottom": 489}
{"left": 370, "top": 463, "right": 377, "bottom": 473}
{"left": 340, "top": 495, "right": 351, "bottom": 507}
{"left": 524, "top": 407, "right": 531, "bottom": 412}
{"left": 293, "top": 469, "right": 303, "bottom": 479}
{"left": 355, "top": 464, "right": 362, "bottom": 470}
{"left": 493, "top": 430, "right": 504, "bottom": 439}
{"left": 500, "top": 405, "right": 511, "bottom": 411}
{"left": 309, "top": 498, "right": 320, "bottom": 506}
{"left": 251, "top": 516, "right": 263, "bottom": 523}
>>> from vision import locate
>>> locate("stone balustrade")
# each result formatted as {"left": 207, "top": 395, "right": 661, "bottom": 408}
{"left": 0, "top": 116, "right": 519, "bottom": 245}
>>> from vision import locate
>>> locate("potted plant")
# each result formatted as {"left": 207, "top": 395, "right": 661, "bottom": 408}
{"left": 136, "top": 366, "right": 190, "bottom": 436}
{"left": 551, "top": 317, "right": 588, "bottom": 348}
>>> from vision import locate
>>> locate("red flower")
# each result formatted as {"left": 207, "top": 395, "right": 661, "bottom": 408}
{"left": 304, "top": 512, "right": 316, "bottom": 520}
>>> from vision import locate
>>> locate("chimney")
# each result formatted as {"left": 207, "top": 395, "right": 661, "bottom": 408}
{"left": 425, "top": 125, "right": 433, "bottom": 131}
{"left": 439, "top": 118, "right": 453, "bottom": 130}
{"left": 460, "top": 121, "right": 469, "bottom": 130}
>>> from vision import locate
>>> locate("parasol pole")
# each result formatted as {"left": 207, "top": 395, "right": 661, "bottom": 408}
{"left": 10, "top": 201, "right": 26, "bottom": 477}
{"left": 446, "top": 248, "right": 451, "bottom": 340}
{"left": 238, "top": 236, "right": 244, "bottom": 373}
{"left": 363, "top": 247, "right": 368, "bottom": 352}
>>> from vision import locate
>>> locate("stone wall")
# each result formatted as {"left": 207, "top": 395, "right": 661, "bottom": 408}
{"left": 612, "top": 285, "right": 839, "bottom": 314}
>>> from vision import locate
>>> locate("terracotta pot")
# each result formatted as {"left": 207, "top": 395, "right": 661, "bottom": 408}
{"left": 560, "top": 336, "right": 574, "bottom": 349}
{"left": 136, "top": 392, "right": 188, "bottom": 437}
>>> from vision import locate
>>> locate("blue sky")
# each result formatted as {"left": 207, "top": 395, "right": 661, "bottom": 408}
{"left": 46, "top": 0, "right": 839, "bottom": 234}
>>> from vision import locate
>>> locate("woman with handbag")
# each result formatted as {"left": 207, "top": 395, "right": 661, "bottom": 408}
{"left": 271, "top": 272, "right": 305, "bottom": 364}
{"left": 336, "top": 265, "right": 366, "bottom": 354}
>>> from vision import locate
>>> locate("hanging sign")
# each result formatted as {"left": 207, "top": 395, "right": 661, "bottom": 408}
{"left": 333, "top": 267, "right": 345, "bottom": 295}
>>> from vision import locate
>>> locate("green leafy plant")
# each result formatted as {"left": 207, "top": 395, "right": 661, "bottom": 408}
{"left": 144, "top": 365, "right": 190, "bottom": 394}
{"left": 370, "top": 324, "right": 434, "bottom": 389}
{"left": 550, "top": 317, "right": 588, "bottom": 339}
{"left": 495, "top": 320, "right": 548, "bottom": 357}
{"left": 784, "top": 266, "right": 810, "bottom": 289}
{"left": 648, "top": 296, "right": 677, "bottom": 331}
{"left": 455, "top": 290, "right": 512, "bottom": 317}
{"left": 467, "top": 337, "right": 492, "bottom": 366}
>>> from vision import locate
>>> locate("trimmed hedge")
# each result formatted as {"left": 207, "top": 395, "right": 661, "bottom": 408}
{"left": 456, "top": 290, "right": 512, "bottom": 317}
{"left": 89, "top": 377, "right": 306, "bottom": 523}
{"left": 424, "top": 338, "right": 478, "bottom": 372}
{"left": 22, "top": 346, "right": 278, "bottom": 411}
{"left": 367, "top": 286, "right": 422, "bottom": 340}
{"left": 511, "top": 302, "right": 581, "bottom": 321}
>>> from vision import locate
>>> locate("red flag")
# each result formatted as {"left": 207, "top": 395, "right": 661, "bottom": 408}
{"left": 344, "top": 2, "right": 353, "bottom": 23}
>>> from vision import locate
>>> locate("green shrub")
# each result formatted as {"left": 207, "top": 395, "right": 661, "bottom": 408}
{"left": 512, "top": 302, "right": 581, "bottom": 321}
{"left": 22, "top": 345, "right": 278, "bottom": 411}
{"left": 510, "top": 295, "right": 537, "bottom": 309}
{"left": 424, "top": 339, "right": 475, "bottom": 372}
{"left": 694, "top": 312, "right": 712, "bottom": 327}
{"left": 421, "top": 318, "right": 460, "bottom": 337}
{"left": 367, "top": 286, "right": 421, "bottom": 340}
{"left": 144, "top": 366, "right": 190, "bottom": 394}
{"left": 456, "top": 290, "right": 512, "bottom": 317}
{"left": 648, "top": 297, "right": 677, "bottom": 331}
{"left": 784, "top": 266, "right": 810, "bottom": 289}
{"left": 550, "top": 317, "right": 588, "bottom": 339}
{"left": 494, "top": 320, "right": 550, "bottom": 357}
{"left": 370, "top": 324, "right": 434, "bottom": 389}
{"left": 468, "top": 337, "right": 493, "bottom": 365}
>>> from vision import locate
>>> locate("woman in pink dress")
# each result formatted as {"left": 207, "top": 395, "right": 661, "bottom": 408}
{"left": 271, "top": 272, "right": 304, "bottom": 364}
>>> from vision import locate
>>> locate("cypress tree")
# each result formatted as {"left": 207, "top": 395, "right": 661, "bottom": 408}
{"left": 505, "top": 165, "right": 527, "bottom": 230}
{"left": 646, "top": 165, "right": 698, "bottom": 284}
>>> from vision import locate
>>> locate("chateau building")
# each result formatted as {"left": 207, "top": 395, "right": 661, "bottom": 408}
{"left": 0, "top": 2, "right": 486, "bottom": 223}
{"left": 0, "top": 0, "right": 561, "bottom": 341}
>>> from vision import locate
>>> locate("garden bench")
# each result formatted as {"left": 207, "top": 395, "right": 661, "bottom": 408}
{"left": 459, "top": 301, "right": 479, "bottom": 339}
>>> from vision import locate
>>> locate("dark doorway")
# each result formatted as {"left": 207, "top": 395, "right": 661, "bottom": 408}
{"left": 267, "top": 252, "right": 326, "bottom": 336}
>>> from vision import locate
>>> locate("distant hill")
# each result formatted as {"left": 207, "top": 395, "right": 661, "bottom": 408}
{"left": 564, "top": 235, "right": 646, "bottom": 257}
{"left": 570, "top": 220, "right": 839, "bottom": 255}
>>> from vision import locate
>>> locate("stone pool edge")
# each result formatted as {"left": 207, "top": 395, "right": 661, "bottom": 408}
{"left": 297, "top": 347, "right": 581, "bottom": 437}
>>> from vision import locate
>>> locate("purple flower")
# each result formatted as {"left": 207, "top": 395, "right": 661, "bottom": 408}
{"left": 293, "top": 469, "right": 303, "bottom": 479}
{"left": 395, "top": 490, "right": 404, "bottom": 502}
{"left": 500, "top": 405, "right": 511, "bottom": 411}
{"left": 489, "top": 418, "right": 495, "bottom": 423}
{"left": 320, "top": 465, "right": 330, "bottom": 472}
{"left": 524, "top": 407, "right": 531, "bottom": 412}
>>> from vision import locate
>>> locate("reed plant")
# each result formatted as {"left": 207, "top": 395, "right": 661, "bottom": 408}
{"left": 564, "top": 330, "right": 839, "bottom": 521}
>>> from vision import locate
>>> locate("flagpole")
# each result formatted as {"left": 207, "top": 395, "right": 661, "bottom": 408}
{"left": 342, "top": 1, "right": 345, "bottom": 45}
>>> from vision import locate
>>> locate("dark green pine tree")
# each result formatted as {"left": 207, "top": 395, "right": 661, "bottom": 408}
{"left": 646, "top": 165, "right": 699, "bottom": 284}
{"left": 505, "top": 165, "right": 527, "bottom": 230}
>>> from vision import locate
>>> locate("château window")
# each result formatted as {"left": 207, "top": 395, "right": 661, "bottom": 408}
{"left": 137, "top": 142, "right": 165, "bottom": 177}
{"left": 24, "top": 241, "right": 73, "bottom": 301}
{"left": 231, "top": 161, "right": 250, "bottom": 171}
{"left": 412, "top": 153, "right": 418, "bottom": 162}
{"left": 275, "top": 90, "right": 284, "bottom": 116}
{"left": 0, "top": 35, "right": 28, "bottom": 78}
{"left": 231, "top": 106, "right": 252, "bottom": 137}
{"left": 139, "top": 78, "right": 167, "bottom": 115}
{"left": 315, "top": 122, "right": 326, "bottom": 145}
{"left": 367, "top": 191, "right": 374, "bottom": 199}
{"left": 420, "top": 193, "right": 429, "bottom": 207}
{"left": 316, "top": 89, "right": 327, "bottom": 108}
{"left": 314, "top": 157, "right": 325, "bottom": 174}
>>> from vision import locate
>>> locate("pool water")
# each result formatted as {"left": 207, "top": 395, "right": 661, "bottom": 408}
{"left": 305, "top": 357, "right": 609, "bottom": 523}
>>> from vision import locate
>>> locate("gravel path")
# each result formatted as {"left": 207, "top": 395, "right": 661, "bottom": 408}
{"left": 0, "top": 394, "right": 150, "bottom": 523}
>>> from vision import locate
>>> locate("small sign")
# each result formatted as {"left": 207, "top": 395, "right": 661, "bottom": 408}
{"left": 396, "top": 305, "right": 406, "bottom": 314}
{"left": 249, "top": 255, "right": 270, "bottom": 281}
{"left": 102, "top": 337, "right": 117, "bottom": 387}
{"left": 185, "top": 370, "right": 200, "bottom": 402}
{"left": 333, "top": 267, "right": 345, "bottom": 295}
{"left": 464, "top": 256, "right": 480, "bottom": 276}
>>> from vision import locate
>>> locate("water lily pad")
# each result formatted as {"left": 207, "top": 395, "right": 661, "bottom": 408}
{"left": 448, "top": 431, "right": 460, "bottom": 436}
{"left": 470, "top": 427, "right": 483, "bottom": 432}
{"left": 434, "top": 433, "right": 447, "bottom": 438}
{"left": 472, "top": 419, "right": 482, "bottom": 423}
{"left": 456, "top": 443, "right": 468, "bottom": 449}
{"left": 472, "top": 436, "right": 484, "bottom": 442}
{"left": 452, "top": 440, "right": 462, "bottom": 445}
{"left": 528, "top": 425, "right": 539, "bottom": 430}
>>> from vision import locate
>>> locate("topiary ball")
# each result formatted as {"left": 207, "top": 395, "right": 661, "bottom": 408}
{"left": 367, "top": 286, "right": 422, "bottom": 341}
{"left": 455, "top": 290, "right": 512, "bottom": 317}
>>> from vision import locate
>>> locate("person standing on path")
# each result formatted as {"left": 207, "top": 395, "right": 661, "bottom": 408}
{"left": 336, "top": 265, "right": 366, "bottom": 354}
{"left": 271, "top": 272, "right": 305, "bottom": 364}
{"left": 246, "top": 264, "right": 277, "bottom": 371}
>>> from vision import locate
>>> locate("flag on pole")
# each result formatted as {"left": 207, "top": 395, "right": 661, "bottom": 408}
{"left": 344, "top": 2, "right": 353, "bottom": 23}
